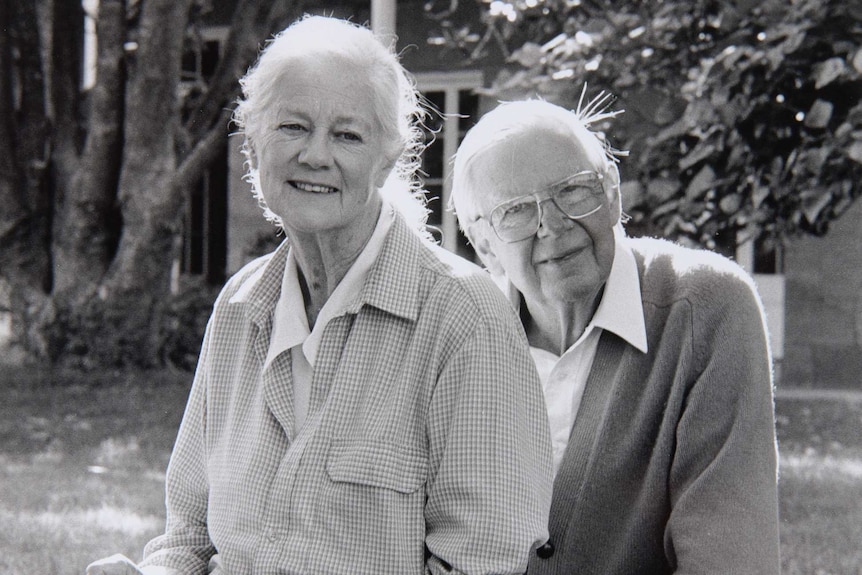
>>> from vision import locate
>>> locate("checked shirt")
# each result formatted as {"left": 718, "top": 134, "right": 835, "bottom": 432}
{"left": 139, "top": 214, "right": 553, "bottom": 575}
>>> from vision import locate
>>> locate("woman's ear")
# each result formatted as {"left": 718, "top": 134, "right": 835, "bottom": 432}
{"left": 375, "top": 146, "right": 403, "bottom": 188}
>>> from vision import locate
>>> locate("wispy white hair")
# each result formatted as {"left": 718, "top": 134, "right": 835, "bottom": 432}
{"left": 450, "top": 90, "right": 626, "bottom": 230}
{"left": 233, "top": 15, "right": 430, "bottom": 234}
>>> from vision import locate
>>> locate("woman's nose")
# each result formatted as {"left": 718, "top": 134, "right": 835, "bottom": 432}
{"left": 536, "top": 198, "right": 574, "bottom": 237}
{"left": 298, "top": 131, "right": 332, "bottom": 168}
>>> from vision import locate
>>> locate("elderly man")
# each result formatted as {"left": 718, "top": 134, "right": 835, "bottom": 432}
{"left": 451, "top": 98, "right": 780, "bottom": 574}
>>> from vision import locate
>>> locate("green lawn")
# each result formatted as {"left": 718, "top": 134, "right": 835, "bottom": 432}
{"left": 1, "top": 366, "right": 861, "bottom": 574}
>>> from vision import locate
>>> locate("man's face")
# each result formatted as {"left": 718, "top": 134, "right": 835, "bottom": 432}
{"left": 467, "top": 126, "right": 618, "bottom": 309}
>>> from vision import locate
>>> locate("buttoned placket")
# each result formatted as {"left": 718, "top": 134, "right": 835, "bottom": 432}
{"left": 252, "top": 313, "right": 356, "bottom": 571}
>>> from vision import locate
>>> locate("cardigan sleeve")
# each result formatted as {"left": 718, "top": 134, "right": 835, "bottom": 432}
{"left": 665, "top": 269, "right": 780, "bottom": 574}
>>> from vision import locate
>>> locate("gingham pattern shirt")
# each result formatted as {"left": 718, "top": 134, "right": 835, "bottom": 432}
{"left": 140, "top": 214, "right": 553, "bottom": 575}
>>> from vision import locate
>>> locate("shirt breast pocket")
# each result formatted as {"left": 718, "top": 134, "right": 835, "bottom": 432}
{"left": 325, "top": 438, "right": 428, "bottom": 494}
{"left": 312, "top": 439, "right": 428, "bottom": 573}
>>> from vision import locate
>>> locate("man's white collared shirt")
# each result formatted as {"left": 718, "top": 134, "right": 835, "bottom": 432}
{"left": 529, "top": 233, "right": 648, "bottom": 475}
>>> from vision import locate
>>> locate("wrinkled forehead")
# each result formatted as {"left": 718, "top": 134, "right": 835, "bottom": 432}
{"left": 249, "top": 52, "right": 395, "bottom": 139}
{"left": 465, "top": 123, "right": 595, "bottom": 209}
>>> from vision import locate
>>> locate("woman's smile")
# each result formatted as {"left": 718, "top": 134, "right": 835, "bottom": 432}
{"left": 290, "top": 180, "right": 340, "bottom": 194}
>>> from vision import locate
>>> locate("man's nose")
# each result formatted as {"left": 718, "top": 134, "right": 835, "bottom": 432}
{"left": 536, "top": 198, "right": 574, "bottom": 237}
{"left": 298, "top": 131, "right": 332, "bottom": 168}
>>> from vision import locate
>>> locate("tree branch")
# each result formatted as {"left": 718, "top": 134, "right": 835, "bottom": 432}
{"left": 181, "top": 0, "right": 304, "bottom": 147}
{"left": 173, "top": 107, "right": 233, "bottom": 194}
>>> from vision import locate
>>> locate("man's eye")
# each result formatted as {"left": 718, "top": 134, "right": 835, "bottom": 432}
{"left": 505, "top": 202, "right": 530, "bottom": 216}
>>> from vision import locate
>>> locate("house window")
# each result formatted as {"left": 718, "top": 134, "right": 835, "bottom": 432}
{"left": 178, "top": 27, "right": 229, "bottom": 285}
{"left": 183, "top": 141, "right": 228, "bottom": 285}
{"left": 735, "top": 233, "right": 785, "bottom": 363}
{"left": 753, "top": 236, "right": 784, "bottom": 275}
{"left": 181, "top": 26, "right": 228, "bottom": 83}
{"left": 736, "top": 234, "right": 784, "bottom": 275}
{"left": 416, "top": 71, "right": 483, "bottom": 260}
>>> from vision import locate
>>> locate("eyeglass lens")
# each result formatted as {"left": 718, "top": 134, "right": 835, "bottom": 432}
{"left": 491, "top": 183, "right": 603, "bottom": 242}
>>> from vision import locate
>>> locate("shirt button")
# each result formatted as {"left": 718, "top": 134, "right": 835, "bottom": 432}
{"left": 536, "top": 541, "right": 555, "bottom": 559}
{"left": 266, "top": 529, "right": 278, "bottom": 542}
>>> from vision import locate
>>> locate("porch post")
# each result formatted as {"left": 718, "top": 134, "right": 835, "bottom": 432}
{"left": 371, "top": 0, "right": 397, "bottom": 40}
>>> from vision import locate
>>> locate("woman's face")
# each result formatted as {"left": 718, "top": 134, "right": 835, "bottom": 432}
{"left": 250, "top": 56, "right": 395, "bottom": 239}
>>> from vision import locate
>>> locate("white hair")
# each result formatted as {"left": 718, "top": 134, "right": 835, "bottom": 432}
{"left": 450, "top": 94, "right": 625, "bottom": 236}
{"left": 233, "top": 15, "right": 430, "bottom": 234}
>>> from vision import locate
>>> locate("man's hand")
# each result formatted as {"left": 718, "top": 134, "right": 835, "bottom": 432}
{"left": 85, "top": 554, "right": 144, "bottom": 575}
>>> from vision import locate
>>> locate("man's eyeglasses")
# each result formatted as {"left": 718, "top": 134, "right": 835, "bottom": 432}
{"left": 475, "top": 171, "right": 606, "bottom": 243}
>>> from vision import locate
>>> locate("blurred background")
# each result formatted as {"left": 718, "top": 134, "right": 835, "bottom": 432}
{"left": 0, "top": 0, "right": 860, "bottom": 573}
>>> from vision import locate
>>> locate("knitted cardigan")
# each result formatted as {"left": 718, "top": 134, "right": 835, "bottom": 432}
{"left": 527, "top": 236, "right": 781, "bottom": 574}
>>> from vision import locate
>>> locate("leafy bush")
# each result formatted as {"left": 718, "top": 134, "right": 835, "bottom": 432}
{"left": 158, "top": 276, "right": 221, "bottom": 372}
{"left": 431, "top": 0, "right": 862, "bottom": 251}
{"left": 40, "top": 277, "right": 219, "bottom": 372}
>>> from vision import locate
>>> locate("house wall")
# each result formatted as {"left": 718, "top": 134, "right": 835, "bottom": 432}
{"left": 782, "top": 198, "right": 862, "bottom": 389}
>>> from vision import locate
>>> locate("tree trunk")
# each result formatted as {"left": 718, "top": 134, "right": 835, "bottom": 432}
{"left": 88, "top": 0, "right": 192, "bottom": 364}
{"left": 52, "top": 0, "right": 125, "bottom": 297}
{"left": 0, "top": 0, "right": 56, "bottom": 358}
{"left": 0, "top": 0, "right": 53, "bottom": 292}
{"left": 0, "top": 0, "right": 305, "bottom": 367}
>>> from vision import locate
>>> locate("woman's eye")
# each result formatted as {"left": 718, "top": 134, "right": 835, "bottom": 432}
{"left": 338, "top": 131, "right": 362, "bottom": 143}
{"left": 279, "top": 123, "right": 305, "bottom": 132}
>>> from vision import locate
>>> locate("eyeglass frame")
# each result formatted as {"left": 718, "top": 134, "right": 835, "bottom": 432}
{"left": 469, "top": 170, "right": 607, "bottom": 244}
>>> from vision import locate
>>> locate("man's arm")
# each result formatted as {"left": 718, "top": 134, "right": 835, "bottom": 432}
{"left": 667, "top": 271, "right": 780, "bottom": 574}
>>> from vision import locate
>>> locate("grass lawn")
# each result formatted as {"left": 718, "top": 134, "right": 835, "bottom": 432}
{"left": 0, "top": 366, "right": 190, "bottom": 574}
{"left": 1, "top": 366, "right": 861, "bottom": 574}
{"left": 775, "top": 395, "right": 862, "bottom": 574}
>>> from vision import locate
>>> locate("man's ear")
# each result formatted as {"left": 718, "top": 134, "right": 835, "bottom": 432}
{"left": 602, "top": 163, "right": 623, "bottom": 225}
{"left": 470, "top": 226, "right": 506, "bottom": 277}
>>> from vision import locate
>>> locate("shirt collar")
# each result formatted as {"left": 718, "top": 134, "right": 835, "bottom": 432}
{"left": 228, "top": 206, "right": 435, "bottom": 355}
{"left": 589, "top": 228, "right": 648, "bottom": 353}
{"left": 266, "top": 204, "right": 395, "bottom": 368}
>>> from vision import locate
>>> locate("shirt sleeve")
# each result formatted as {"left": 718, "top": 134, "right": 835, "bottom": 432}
{"left": 423, "top": 285, "right": 554, "bottom": 575}
{"left": 138, "top": 314, "right": 217, "bottom": 574}
{"left": 666, "top": 272, "right": 781, "bottom": 573}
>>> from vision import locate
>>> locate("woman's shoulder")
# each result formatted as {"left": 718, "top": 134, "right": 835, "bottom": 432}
{"left": 213, "top": 244, "right": 285, "bottom": 306}
{"left": 416, "top": 240, "right": 518, "bottom": 322}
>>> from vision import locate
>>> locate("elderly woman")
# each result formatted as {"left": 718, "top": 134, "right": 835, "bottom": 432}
{"left": 87, "top": 15, "right": 552, "bottom": 575}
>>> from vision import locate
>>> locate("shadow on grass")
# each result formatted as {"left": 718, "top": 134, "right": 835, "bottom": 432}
{"left": 2, "top": 365, "right": 861, "bottom": 574}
